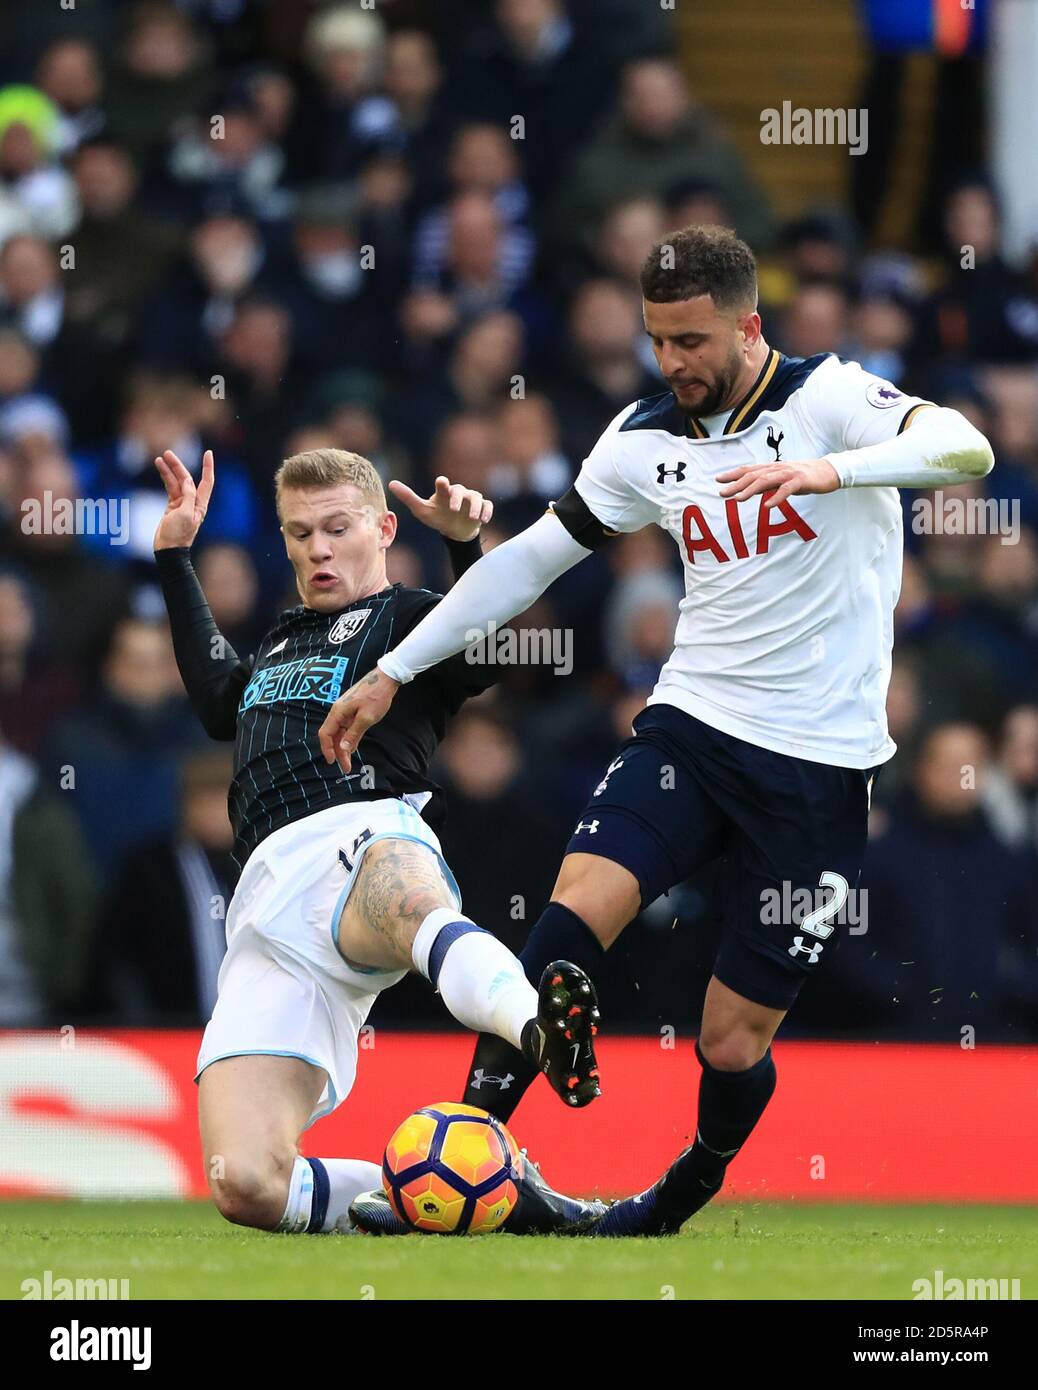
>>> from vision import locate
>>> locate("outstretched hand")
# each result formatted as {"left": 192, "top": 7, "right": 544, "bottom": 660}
{"left": 388, "top": 475, "right": 492, "bottom": 542}
{"left": 153, "top": 449, "right": 215, "bottom": 550}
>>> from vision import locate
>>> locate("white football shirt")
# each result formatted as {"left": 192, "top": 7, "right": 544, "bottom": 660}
{"left": 567, "top": 350, "right": 932, "bottom": 769}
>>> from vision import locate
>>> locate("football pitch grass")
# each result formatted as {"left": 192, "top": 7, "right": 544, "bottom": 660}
{"left": 2, "top": 1201, "right": 1036, "bottom": 1300}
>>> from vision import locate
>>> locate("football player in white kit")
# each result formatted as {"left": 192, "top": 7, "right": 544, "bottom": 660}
{"left": 318, "top": 226, "right": 994, "bottom": 1235}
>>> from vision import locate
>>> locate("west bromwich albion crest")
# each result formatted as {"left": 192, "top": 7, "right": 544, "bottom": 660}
{"left": 329, "top": 609, "right": 372, "bottom": 644}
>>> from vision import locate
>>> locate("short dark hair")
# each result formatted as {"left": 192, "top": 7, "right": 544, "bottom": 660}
{"left": 639, "top": 225, "right": 758, "bottom": 311}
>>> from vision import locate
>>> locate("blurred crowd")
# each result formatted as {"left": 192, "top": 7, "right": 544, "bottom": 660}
{"left": 0, "top": 0, "right": 1036, "bottom": 1042}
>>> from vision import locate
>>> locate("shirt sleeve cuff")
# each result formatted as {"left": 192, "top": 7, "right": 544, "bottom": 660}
{"left": 823, "top": 452, "right": 854, "bottom": 487}
{"left": 153, "top": 547, "right": 195, "bottom": 579}
{"left": 377, "top": 651, "right": 413, "bottom": 684}
{"left": 443, "top": 533, "right": 484, "bottom": 579}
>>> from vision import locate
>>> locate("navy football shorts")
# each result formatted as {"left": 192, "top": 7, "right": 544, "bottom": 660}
{"left": 564, "top": 703, "right": 879, "bottom": 1011}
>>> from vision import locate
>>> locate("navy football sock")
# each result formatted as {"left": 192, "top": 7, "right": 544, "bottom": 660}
{"left": 518, "top": 902, "right": 607, "bottom": 984}
{"left": 683, "top": 1039, "right": 777, "bottom": 1186}
{"left": 461, "top": 903, "right": 606, "bottom": 1121}
{"left": 595, "top": 1043, "right": 777, "bottom": 1236}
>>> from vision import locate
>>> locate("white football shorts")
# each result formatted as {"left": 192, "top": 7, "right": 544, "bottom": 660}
{"left": 195, "top": 797, "right": 461, "bottom": 1128}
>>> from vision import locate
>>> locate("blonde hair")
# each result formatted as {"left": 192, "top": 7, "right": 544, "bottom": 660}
{"left": 305, "top": 7, "right": 385, "bottom": 65}
{"left": 274, "top": 448, "right": 386, "bottom": 519}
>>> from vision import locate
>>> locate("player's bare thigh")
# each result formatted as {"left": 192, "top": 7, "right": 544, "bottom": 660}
{"left": 335, "top": 835, "right": 456, "bottom": 973}
{"left": 199, "top": 1054, "right": 327, "bottom": 1228}
{"left": 550, "top": 851, "right": 641, "bottom": 948}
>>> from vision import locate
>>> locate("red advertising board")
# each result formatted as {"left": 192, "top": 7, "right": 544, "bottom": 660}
{"left": 1, "top": 1030, "right": 1035, "bottom": 1201}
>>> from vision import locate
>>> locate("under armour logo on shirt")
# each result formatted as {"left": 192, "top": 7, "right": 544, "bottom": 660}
{"left": 657, "top": 462, "right": 687, "bottom": 484}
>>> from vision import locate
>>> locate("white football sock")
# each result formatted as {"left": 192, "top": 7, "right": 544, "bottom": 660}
{"left": 276, "top": 1155, "right": 383, "bottom": 1234}
{"left": 276, "top": 1155, "right": 315, "bottom": 1233}
{"left": 412, "top": 907, "right": 538, "bottom": 1050}
{"left": 313, "top": 1158, "right": 383, "bottom": 1233}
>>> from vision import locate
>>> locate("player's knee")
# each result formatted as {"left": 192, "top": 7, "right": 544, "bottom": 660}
{"left": 552, "top": 856, "right": 640, "bottom": 945}
{"left": 697, "top": 1028, "right": 769, "bottom": 1073}
{"left": 208, "top": 1150, "right": 294, "bottom": 1230}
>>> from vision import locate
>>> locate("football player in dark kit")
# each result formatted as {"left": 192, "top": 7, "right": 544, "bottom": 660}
{"left": 153, "top": 445, "right": 603, "bottom": 1237}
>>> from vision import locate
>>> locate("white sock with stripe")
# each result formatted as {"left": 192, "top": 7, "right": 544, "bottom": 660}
{"left": 411, "top": 907, "right": 537, "bottom": 1050}
{"left": 277, "top": 1156, "right": 383, "bottom": 1234}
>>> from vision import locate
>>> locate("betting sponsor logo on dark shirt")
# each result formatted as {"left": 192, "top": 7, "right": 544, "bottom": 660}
{"left": 240, "top": 655, "right": 349, "bottom": 710}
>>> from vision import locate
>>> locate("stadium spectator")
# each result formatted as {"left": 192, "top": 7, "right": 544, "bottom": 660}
{"left": 434, "top": 705, "right": 563, "bottom": 954}
{"left": 0, "top": 233, "right": 123, "bottom": 442}
{"left": 417, "top": 123, "right": 532, "bottom": 263}
{"left": 913, "top": 178, "right": 1038, "bottom": 366}
{"left": 597, "top": 197, "right": 668, "bottom": 284}
{"left": 84, "top": 748, "right": 235, "bottom": 1025}
{"left": 284, "top": 184, "right": 393, "bottom": 376}
{"left": 982, "top": 704, "right": 1038, "bottom": 854}
{"left": 0, "top": 726, "right": 98, "bottom": 1025}
{"left": 73, "top": 372, "right": 257, "bottom": 563}
{"left": 104, "top": 2, "right": 217, "bottom": 167}
{"left": 836, "top": 723, "right": 1038, "bottom": 1041}
{"left": 0, "top": 570, "right": 81, "bottom": 756}
{"left": 425, "top": 412, "right": 499, "bottom": 497}
{"left": 296, "top": 368, "right": 409, "bottom": 493}
{"left": 66, "top": 140, "right": 181, "bottom": 348}
{"left": 444, "top": 0, "right": 623, "bottom": 204}
{"left": 604, "top": 567, "right": 682, "bottom": 690}
{"left": 780, "top": 282, "right": 853, "bottom": 360}
{"left": 192, "top": 541, "right": 264, "bottom": 658}
{"left": 393, "top": 309, "right": 525, "bottom": 466}
{"left": 240, "top": 66, "right": 295, "bottom": 148}
{"left": 663, "top": 177, "right": 733, "bottom": 236}
{"left": 34, "top": 38, "right": 106, "bottom": 155}
{"left": 0, "top": 443, "right": 130, "bottom": 669}
{"left": 283, "top": 6, "right": 390, "bottom": 185}
{"left": 948, "top": 378, "right": 1038, "bottom": 536}
{"left": 161, "top": 79, "right": 290, "bottom": 225}
{"left": 138, "top": 211, "right": 275, "bottom": 375}
{"left": 546, "top": 279, "right": 662, "bottom": 465}
{"left": 411, "top": 191, "right": 544, "bottom": 345}
{"left": 0, "top": 84, "right": 79, "bottom": 240}
{"left": 0, "top": 234, "right": 65, "bottom": 349}
{"left": 937, "top": 530, "right": 1038, "bottom": 716}
{"left": 379, "top": 29, "right": 455, "bottom": 207}
{"left": 845, "top": 258, "right": 922, "bottom": 384}
{"left": 777, "top": 214, "right": 855, "bottom": 286}
{"left": 43, "top": 615, "right": 207, "bottom": 876}
{"left": 210, "top": 296, "right": 302, "bottom": 485}
{"left": 0, "top": 327, "right": 68, "bottom": 451}
{"left": 553, "top": 58, "right": 775, "bottom": 255}
{"left": 489, "top": 393, "right": 571, "bottom": 527}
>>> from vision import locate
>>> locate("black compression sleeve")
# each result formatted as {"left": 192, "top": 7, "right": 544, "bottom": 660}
{"left": 550, "top": 486, "right": 617, "bottom": 549}
{"left": 443, "top": 533, "right": 483, "bottom": 580}
{"left": 154, "top": 548, "right": 250, "bottom": 740}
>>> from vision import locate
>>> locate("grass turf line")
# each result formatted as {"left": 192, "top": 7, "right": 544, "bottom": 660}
{"left": 1, "top": 1202, "right": 1035, "bottom": 1301}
